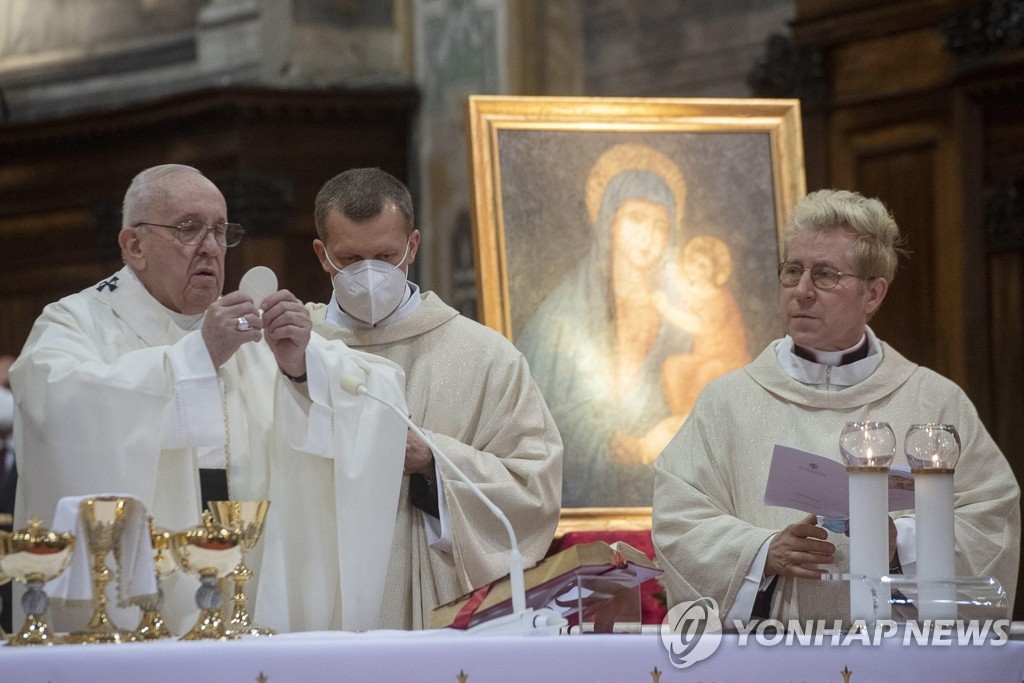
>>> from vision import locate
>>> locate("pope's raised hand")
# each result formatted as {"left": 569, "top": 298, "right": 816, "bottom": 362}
{"left": 202, "top": 290, "right": 262, "bottom": 368}
{"left": 259, "top": 290, "right": 311, "bottom": 379}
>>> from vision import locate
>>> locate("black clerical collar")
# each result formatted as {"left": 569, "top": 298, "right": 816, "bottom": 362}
{"left": 792, "top": 336, "right": 870, "bottom": 367}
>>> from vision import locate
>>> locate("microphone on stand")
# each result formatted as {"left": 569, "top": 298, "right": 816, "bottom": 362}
{"left": 339, "top": 374, "right": 565, "bottom": 635}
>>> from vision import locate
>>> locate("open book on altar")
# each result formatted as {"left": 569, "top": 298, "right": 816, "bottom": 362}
{"left": 429, "top": 540, "right": 662, "bottom": 630}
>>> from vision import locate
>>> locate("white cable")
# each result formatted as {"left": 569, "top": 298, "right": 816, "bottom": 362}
{"left": 339, "top": 374, "right": 527, "bottom": 615}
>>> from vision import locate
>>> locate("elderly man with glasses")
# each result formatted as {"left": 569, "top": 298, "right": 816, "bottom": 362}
{"left": 653, "top": 189, "right": 1019, "bottom": 626}
{"left": 10, "top": 164, "right": 408, "bottom": 635}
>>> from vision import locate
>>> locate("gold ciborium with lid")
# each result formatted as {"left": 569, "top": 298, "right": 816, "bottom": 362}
{"left": 170, "top": 511, "right": 243, "bottom": 640}
{"left": 0, "top": 517, "right": 75, "bottom": 645}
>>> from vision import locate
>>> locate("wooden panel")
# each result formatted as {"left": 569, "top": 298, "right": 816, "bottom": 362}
{"left": 981, "top": 94, "right": 1024, "bottom": 482}
{"left": 794, "top": 0, "right": 1024, "bottom": 622}
{"left": 829, "top": 113, "right": 967, "bottom": 384}
{"left": 831, "top": 29, "right": 952, "bottom": 106}
{"left": 989, "top": 253, "right": 1024, "bottom": 459}
{"left": 856, "top": 147, "right": 941, "bottom": 370}
{"left": 792, "top": 0, "right": 973, "bottom": 46}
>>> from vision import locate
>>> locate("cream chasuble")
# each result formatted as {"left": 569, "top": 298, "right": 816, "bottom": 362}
{"left": 11, "top": 267, "right": 408, "bottom": 634}
{"left": 309, "top": 291, "right": 562, "bottom": 629}
{"left": 653, "top": 339, "right": 1020, "bottom": 623}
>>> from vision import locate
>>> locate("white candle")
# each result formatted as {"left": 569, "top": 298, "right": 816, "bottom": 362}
{"left": 848, "top": 469, "right": 892, "bottom": 624}
{"left": 905, "top": 424, "right": 960, "bottom": 622}
{"left": 914, "top": 470, "right": 957, "bottom": 620}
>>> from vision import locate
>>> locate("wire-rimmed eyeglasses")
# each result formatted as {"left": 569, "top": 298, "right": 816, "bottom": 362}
{"left": 135, "top": 220, "right": 245, "bottom": 247}
{"left": 778, "top": 262, "right": 872, "bottom": 290}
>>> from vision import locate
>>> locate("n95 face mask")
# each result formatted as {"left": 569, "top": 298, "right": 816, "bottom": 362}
{"left": 324, "top": 241, "right": 409, "bottom": 325}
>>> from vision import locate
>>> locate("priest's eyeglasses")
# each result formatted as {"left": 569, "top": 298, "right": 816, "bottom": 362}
{"left": 135, "top": 220, "right": 246, "bottom": 247}
{"left": 778, "top": 262, "right": 870, "bottom": 290}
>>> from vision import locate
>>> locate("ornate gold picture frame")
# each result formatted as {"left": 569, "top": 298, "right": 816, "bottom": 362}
{"left": 466, "top": 96, "right": 806, "bottom": 532}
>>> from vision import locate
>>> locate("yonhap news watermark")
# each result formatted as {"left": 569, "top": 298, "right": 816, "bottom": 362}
{"left": 660, "top": 598, "right": 1011, "bottom": 670}
{"left": 731, "top": 617, "right": 1011, "bottom": 647}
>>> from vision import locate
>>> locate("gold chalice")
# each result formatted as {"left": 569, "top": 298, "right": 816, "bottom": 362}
{"left": 170, "top": 511, "right": 243, "bottom": 640}
{"left": 0, "top": 517, "right": 75, "bottom": 646}
{"left": 133, "top": 517, "right": 177, "bottom": 640}
{"left": 208, "top": 500, "right": 274, "bottom": 636}
{"left": 65, "top": 496, "right": 135, "bottom": 644}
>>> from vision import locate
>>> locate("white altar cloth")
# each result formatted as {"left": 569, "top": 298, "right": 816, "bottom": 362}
{"left": 1, "top": 629, "right": 1022, "bottom": 682}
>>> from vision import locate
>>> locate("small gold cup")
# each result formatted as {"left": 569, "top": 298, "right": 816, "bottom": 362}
{"left": 64, "top": 497, "right": 135, "bottom": 644}
{"left": 133, "top": 517, "right": 177, "bottom": 640}
{"left": 208, "top": 500, "right": 274, "bottom": 636}
{"left": 0, "top": 517, "right": 75, "bottom": 646}
{"left": 170, "top": 511, "right": 242, "bottom": 640}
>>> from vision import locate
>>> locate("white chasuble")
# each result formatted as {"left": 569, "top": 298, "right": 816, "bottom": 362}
{"left": 11, "top": 267, "right": 407, "bottom": 633}
{"left": 653, "top": 340, "right": 1020, "bottom": 623}
{"left": 309, "top": 291, "right": 563, "bottom": 629}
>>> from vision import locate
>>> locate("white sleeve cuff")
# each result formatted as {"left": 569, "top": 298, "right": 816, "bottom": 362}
{"left": 726, "top": 534, "right": 775, "bottom": 626}
{"left": 284, "top": 344, "right": 333, "bottom": 457}
{"left": 424, "top": 459, "right": 453, "bottom": 554}
{"left": 161, "top": 330, "right": 221, "bottom": 449}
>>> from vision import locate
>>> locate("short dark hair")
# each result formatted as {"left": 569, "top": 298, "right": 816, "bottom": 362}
{"left": 314, "top": 168, "right": 414, "bottom": 240}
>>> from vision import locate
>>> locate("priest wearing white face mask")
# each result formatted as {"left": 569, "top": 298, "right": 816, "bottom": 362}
{"left": 308, "top": 168, "right": 563, "bottom": 629}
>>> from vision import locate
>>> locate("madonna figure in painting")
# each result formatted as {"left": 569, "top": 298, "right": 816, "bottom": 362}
{"left": 515, "top": 143, "right": 691, "bottom": 507}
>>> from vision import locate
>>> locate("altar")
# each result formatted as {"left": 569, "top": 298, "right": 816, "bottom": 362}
{"left": 1, "top": 629, "right": 1022, "bottom": 683}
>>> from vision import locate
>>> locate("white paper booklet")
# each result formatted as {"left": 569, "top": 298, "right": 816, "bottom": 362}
{"left": 763, "top": 444, "right": 915, "bottom": 519}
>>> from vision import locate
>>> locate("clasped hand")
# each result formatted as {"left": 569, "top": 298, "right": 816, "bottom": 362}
{"left": 765, "top": 513, "right": 835, "bottom": 580}
{"left": 405, "top": 428, "right": 434, "bottom": 476}
{"left": 202, "top": 289, "right": 311, "bottom": 377}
